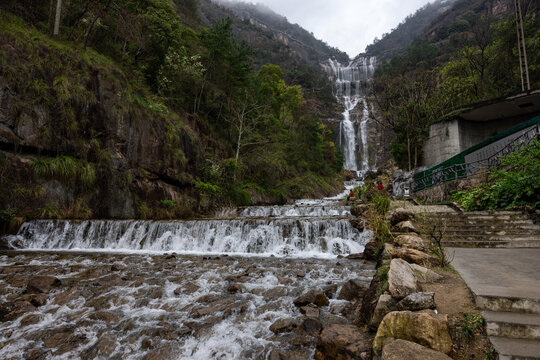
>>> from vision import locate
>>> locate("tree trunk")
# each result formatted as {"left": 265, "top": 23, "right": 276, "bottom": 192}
{"left": 83, "top": 13, "right": 100, "bottom": 50}
{"left": 53, "top": 0, "right": 63, "bottom": 37}
{"left": 407, "top": 134, "right": 411, "bottom": 172}
{"left": 48, "top": 0, "right": 55, "bottom": 33}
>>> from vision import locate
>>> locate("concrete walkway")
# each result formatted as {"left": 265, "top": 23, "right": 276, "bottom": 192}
{"left": 447, "top": 248, "right": 540, "bottom": 301}
{"left": 447, "top": 247, "right": 540, "bottom": 359}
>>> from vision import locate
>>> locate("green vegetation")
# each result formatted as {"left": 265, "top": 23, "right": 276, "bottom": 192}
{"left": 457, "top": 312, "right": 484, "bottom": 342}
{"left": 371, "top": 1, "right": 539, "bottom": 170}
{"left": 452, "top": 140, "right": 540, "bottom": 210}
{"left": 0, "top": 0, "right": 345, "bottom": 222}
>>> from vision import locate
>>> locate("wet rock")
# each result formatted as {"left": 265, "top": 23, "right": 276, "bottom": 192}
{"left": 0, "top": 300, "right": 36, "bottom": 322}
{"left": 349, "top": 218, "right": 365, "bottom": 231}
{"left": 323, "top": 284, "right": 338, "bottom": 299}
{"left": 26, "top": 276, "right": 62, "bottom": 294}
{"left": 264, "top": 286, "right": 288, "bottom": 299}
{"left": 270, "top": 318, "right": 298, "bottom": 334}
{"left": 410, "top": 264, "right": 443, "bottom": 283}
{"left": 53, "top": 288, "right": 79, "bottom": 306}
{"left": 110, "top": 263, "right": 126, "bottom": 271}
{"left": 194, "top": 298, "right": 234, "bottom": 318}
{"left": 142, "top": 345, "right": 175, "bottom": 360}
{"left": 394, "top": 221, "right": 418, "bottom": 233}
{"left": 386, "top": 208, "right": 414, "bottom": 226}
{"left": 338, "top": 279, "right": 369, "bottom": 301}
{"left": 394, "top": 234, "right": 428, "bottom": 251}
{"left": 295, "top": 270, "right": 306, "bottom": 278}
{"left": 351, "top": 204, "right": 370, "bottom": 217}
{"left": 174, "top": 282, "right": 199, "bottom": 295}
{"left": 25, "top": 349, "right": 49, "bottom": 360}
{"left": 382, "top": 338, "right": 452, "bottom": 360}
{"left": 148, "top": 287, "right": 164, "bottom": 299}
{"left": 362, "top": 239, "right": 380, "bottom": 261}
{"left": 346, "top": 253, "right": 364, "bottom": 260}
{"left": 315, "top": 324, "right": 371, "bottom": 360}
{"left": 398, "top": 292, "right": 435, "bottom": 311}
{"left": 393, "top": 248, "right": 441, "bottom": 267}
{"left": 89, "top": 311, "right": 121, "bottom": 323}
{"left": 369, "top": 294, "right": 398, "bottom": 330}
{"left": 388, "top": 259, "right": 420, "bottom": 299}
{"left": 373, "top": 311, "right": 452, "bottom": 355}
{"left": 294, "top": 290, "right": 329, "bottom": 307}
{"left": 141, "top": 337, "right": 153, "bottom": 350}
{"left": 268, "top": 349, "right": 288, "bottom": 360}
{"left": 20, "top": 313, "right": 43, "bottom": 326}
{"left": 227, "top": 283, "right": 243, "bottom": 293}
{"left": 26, "top": 294, "right": 48, "bottom": 307}
{"left": 43, "top": 326, "right": 89, "bottom": 355}
{"left": 301, "top": 317, "right": 323, "bottom": 336}
{"left": 96, "top": 335, "right": 117, "bottom": 357}
{"left": 94, "top": 274, "right": 123, "bottom": 287}
{"left": 300, "top": 304, "right": 320, "bottom": 318}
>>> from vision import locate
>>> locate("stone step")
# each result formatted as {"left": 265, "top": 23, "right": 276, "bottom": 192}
{"left": 442, "top": 240, "right": 540, "bottom": 248}
{"left": 436, "top": 214, "right": 531, "bottom": 220}
{"left": 443, "top": 235, "right": 540, "bottom": 242}
{"left": 437, "top": 219, "right": 535, "bottom": 226}
{"left": 444, "top": 229, "right": 540, "bottom": 236}
{"left": 488, "top": 336, "right": 540, "bottom": 360}
{"left": 475, "top": 295, "right": 540, "bottom": 314}
{"left": 483, "top": 311, "right": 540, "bottom": 340}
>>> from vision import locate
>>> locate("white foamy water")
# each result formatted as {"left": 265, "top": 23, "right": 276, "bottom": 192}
{"left": 0, "top": 253, "right": 376, "bottom": 359}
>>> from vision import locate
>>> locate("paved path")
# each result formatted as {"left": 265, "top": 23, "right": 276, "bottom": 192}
{"left": 447, "top": 248, "right": 540, "bottom": 300}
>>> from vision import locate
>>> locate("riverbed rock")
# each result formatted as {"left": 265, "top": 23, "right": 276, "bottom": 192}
{"left": 369, "top": 294, "right": 398, "bottom": 330}
{"left": 26, "top": 276, "right": 62, "bottom": 294}
{"left": 300, "top": 304, "right": 320, "bottom": 318}
{"left": 393, "top": 248, "right": 441, "bottom": 267}
{"left": 301, "top": 317, "right": 323, "bottom": 336}
{"left": 386, "top": 208, "right": 414, "bottom": 226}
{"left": 0, "top": 300, "right": 36, "bottom": 321}
{"left": 338, "top": 279, "right": 370, "bottom": 301}
{"left": 315, "top": 324, "right": 371, "bottom": 360}
{"left": 382, "top": 243, "right": 396, "bottom": 259}
{"left": 227, "top": 283, "right": 243, "bottom": 293}
{"left": 410, "top": 264, "right": 443, "bottom": 283}
{"left": 397, "top": 292, "right": 435, "bottom": 311}
{"left": 388, "top": 259, "right": 420, "bottom": 299}
{"left": 381, "top": 338, "right": 452, "bottom": 360}
{"left": 394, "top": 221, "right": 418, "bottom": 233}
{"left": 394, "top": 234, "right": 427, "bottom": 251}
{"left": 270, "top": 318, "right": 298, "bottom": 334}
{"left": 294, "top": 290, "right": 329, "bottom": 307}
{"left": 373, "top": 311, "right": 452, "bottom": 355}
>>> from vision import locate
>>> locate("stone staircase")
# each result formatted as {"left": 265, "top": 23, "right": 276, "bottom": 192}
{"left": 425, "top": 211, "right": 540, "bottom": 248}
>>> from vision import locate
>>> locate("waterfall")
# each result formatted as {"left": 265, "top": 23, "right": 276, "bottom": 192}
{"left": 323, "top": 56, "right": 376, "bottom": 176}
{"left": 5, "top": 192, "right": 371, "bottom": 258}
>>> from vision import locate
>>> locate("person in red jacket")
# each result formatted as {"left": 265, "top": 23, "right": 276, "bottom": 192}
{"left": 378, "top": 182, "right": 384, "bottom": 191}
{"left": 347, "top": 189, "right": 354, "bottom": 201}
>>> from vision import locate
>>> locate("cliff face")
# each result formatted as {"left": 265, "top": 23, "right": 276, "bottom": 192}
{"left": 0, "top": 27, "right": 201, "bottom": 220}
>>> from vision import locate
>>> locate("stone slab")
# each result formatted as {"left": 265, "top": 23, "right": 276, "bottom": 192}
{"left": 489, "top": 336, "right": 540, "bottom": 359}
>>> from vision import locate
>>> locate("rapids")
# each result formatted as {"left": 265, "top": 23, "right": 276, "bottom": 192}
{"left": 0, "top": 184, "right": 375, "bottom": 359}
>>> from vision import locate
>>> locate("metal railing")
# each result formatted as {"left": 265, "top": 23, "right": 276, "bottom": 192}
{"left": 413, "top": 124, "right": 540, "bottom": 192}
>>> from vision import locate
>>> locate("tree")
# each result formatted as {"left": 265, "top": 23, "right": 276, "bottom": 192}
{"left": 53, "top": 0, "right": 62, "bottom": 36}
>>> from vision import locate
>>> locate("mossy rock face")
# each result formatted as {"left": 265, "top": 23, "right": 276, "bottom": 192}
{"left": 373, "top": 311, "right": 453, "bottom": 355}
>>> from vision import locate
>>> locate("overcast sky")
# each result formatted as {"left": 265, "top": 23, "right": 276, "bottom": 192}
{"left": 248, "top": 0, "right": 433, "bottom": 57}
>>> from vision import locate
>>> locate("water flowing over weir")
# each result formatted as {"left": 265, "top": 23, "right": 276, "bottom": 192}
{"left": 0, "top": 186, "right": 376, "bottom": 359}
{"left": 323, "top": 56, "right": 376, "bottom": 176}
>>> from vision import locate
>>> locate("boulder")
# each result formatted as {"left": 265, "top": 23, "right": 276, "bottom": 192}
{"left": 373, "top": 311, "right": 452, "bottom": 354}
{"left": 294, "top": 290, "right": 329, "bottom": 307}
{"left": 394, "top": 234, "right": 428, "bottom": 251}
{"left": 394, "top": 221, "right": 418, "bottom": 233}
{"left": 323, "top": 284, "right": 338, "bottom": 299}
{"left": 351, "top": 204, "right": 370, "bottom": 217}
{"left": 315, "top": 324, "right": 371, "bottom": 360}
{"left": 409, "top": 264, "right": 443, "bottom": 283}
{"left": 382, "top": 243, "right": 396, "bottom": 260}
{"left": 270, "top": 318, "right": 298, "bottom": 334}
{"left": 26, "top": 276, "right": 62, "bottom": 294}
{"left": 362, "top": 239, "right": 380, "bottom": 261}
{"left": 397, "top": 292, "right": 435, "bottom": 311}
{"left": 301, "top": 317, "right": 323, "bottom": 336}
{"left": 346, "top": 253, "right": 363, "bottom": 260}
{"left": 300, "top": 304, "right": 320, "bottom": 318}
{"left": 369, "top": 294, "right": 398, "bottom": 330}
{"left": 381, "top": 338, "right": 452, "bottom": 360}
{"left": 387, "top": 208, "right": 414, "bottom": 226}
{"left": 338, "top": 279, "right": 370, "bottom": 301}
{"left": 349, "top": 218, "right": 365, "bottom": 231}
{"left": 388, "top": 259, "right": 420, "bottom": 299}
{"left": 0, "top": 300, "right": 36, "bottom": 322}
{"left": 227, "top": 283, "right": 243, "bottom": 293}
{"left": 393, "top": 248, "right": 441, "bottom": 267}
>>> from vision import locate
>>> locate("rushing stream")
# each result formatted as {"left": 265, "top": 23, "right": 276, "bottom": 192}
{"left": 0, "top": 184, "right": 374, "bottom": 359}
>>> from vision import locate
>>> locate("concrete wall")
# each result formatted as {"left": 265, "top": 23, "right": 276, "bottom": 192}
{"left": 423, "top": 119, "right": 461, "bottom": 168}
{"left": 458, "top": 117, "right": 525, "bottom": 150}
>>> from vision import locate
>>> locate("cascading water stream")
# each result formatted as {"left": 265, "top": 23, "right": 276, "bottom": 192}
{"left": 323, "top": 56, "right": 376, "bottom": 177}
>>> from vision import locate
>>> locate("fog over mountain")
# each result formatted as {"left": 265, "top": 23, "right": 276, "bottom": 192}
{"left": 213, "top": 0, "right": 434, "bottom": 56}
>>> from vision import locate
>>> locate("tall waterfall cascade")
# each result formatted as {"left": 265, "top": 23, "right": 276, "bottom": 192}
{"left": 4, "top": 184, "right": 370, "bottom": 258}
{"left": 323, "top": 56, "right": 376, "bottom": 176}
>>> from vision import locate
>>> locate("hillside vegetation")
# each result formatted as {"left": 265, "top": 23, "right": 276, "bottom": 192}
{"left": 0, "top": 0, "right": 345, "bottom": 229}
{"left": 368, "top": 0, "right": 539, "bottom": 170}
